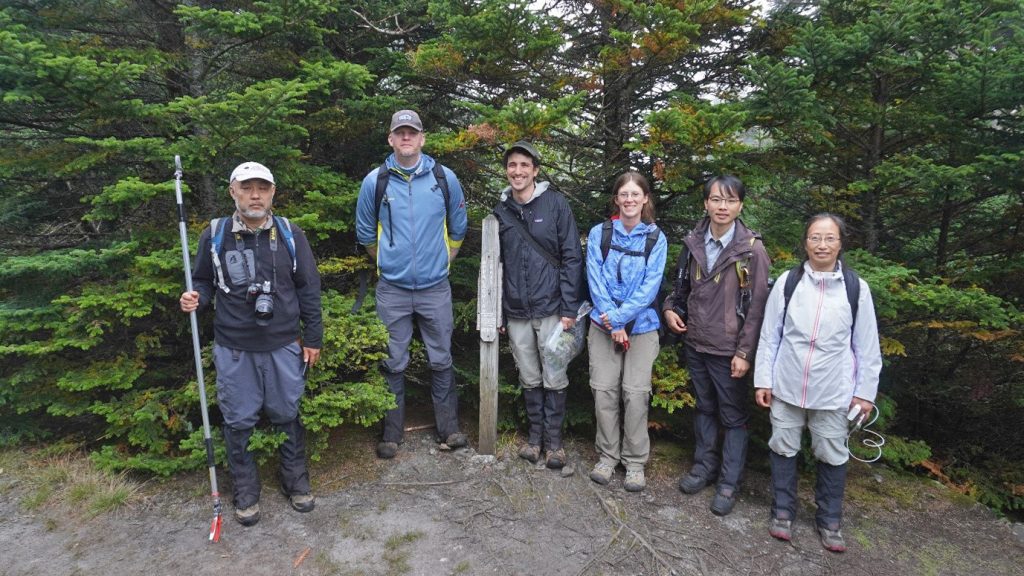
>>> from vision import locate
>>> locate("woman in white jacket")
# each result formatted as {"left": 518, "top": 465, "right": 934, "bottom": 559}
{"left": 754, "top": 213, "right": 882, "bottom": 553}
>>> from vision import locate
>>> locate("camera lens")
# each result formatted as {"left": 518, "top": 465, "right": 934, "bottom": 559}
{"left": 254, "top": 292, "right": 273, "bottom": 325}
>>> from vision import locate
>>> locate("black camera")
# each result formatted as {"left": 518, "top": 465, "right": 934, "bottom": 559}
{"left": 248, "top": 280, "right": 274, "bottom": 326}
{"left": 672, "top": 305, "right": 688, "bottom": 324}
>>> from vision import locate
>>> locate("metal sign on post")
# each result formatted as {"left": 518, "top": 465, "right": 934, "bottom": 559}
{"left": 477, "top": 214, "right": 502, "bottom": 455}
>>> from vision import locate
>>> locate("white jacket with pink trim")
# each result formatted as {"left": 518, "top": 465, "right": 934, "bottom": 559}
{"left": 754, "top": 261, "right": 882, "bottom": 409}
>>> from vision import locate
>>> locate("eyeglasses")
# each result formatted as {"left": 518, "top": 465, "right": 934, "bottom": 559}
{"left": 707, "top": 196, "right": 740, "bottom": 206}
{"left": 807, "top": 235, "right": 840, "bottom": 245}
{"left": 616, "top": 191, "right": 643, "bottom": 200}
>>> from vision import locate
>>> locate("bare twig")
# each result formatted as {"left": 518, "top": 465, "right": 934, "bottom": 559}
{"left": 490, "top": 478, "right": 515, "bottom": 508}
{"left": 587, "top": 484, "right": 679, "bottom": 576}
{"left": 349, "top": 9, "right": 420, "bottom": 36}
{"left": 382, "top": 478, "right": 468, "bottom": 487}
{"left": 574, "top": 524, "right": 624, "bottom": 576}
{"left": 293, "top": 546, "right": 312, "bottom": 568}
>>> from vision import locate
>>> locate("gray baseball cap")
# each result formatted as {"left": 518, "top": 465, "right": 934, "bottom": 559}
{"left": 504, "top": 140, "right": 541, "bottom": 165}
{"left": 390, "top": 109, "right": 423, "bottom": 132}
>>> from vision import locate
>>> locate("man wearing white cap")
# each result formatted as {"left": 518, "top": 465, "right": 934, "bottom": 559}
{"left": 355, "top": 110, "right": 469, "bottom": 459}
{"left": 180, "top": 161, "right": 323, "bottom": 527}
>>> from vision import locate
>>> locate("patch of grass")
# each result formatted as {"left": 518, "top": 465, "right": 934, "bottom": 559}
{"left": 23, "top": 483, "right": 55, "bottom": 511}
{"left": 848, "top": 523, "right": 875, "bottom": 550}
{"left": 943, "top": 489, "right": 977, "bottom": 508}
{"left": 648, "top": 440, "right": 688, "bottom": 480}
{"left": 915, "top": 542, "right": 965, "bottom": 576}
{"left": 452, "top": 560, "right": 471, "bottom": 574}
{"left": 495, "top": 429, "right": 519, "bottom": 458}
{"left": 68, "top": 480, "right": 99, "bottom": 504}
{"left": 337, "top": 513, "right": 376, "bottom": 541}
{"left": 383, "top": 548, "right": 412, "bottom": 576}
{"left": 314, "top": 551, "right": 361, "bottom": 576}
{"left": 383, "top": 530, "right": 425, "bottom": 576}
{"left": 35, "top": 440, "right": 82, "bottom": 458}
{"left": 846, "top": 466, "right": 926, "bottom": 511}
{"left": 3, "top": 448, "right": 141, "bottom": 518}
{"left": 384, "top": 530, "right": 424, "bottom": 550}
{"left": 88, "top": 480, "right": 138, "bottom": 516}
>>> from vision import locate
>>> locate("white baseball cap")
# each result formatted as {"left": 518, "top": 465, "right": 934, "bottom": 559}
{"left": 229, "top": 161, "right": 275, "bottom": 184}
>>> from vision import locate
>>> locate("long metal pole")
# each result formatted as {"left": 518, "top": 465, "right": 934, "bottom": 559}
{"left": 174, "top": 155, "right": 223, "bottom": 542}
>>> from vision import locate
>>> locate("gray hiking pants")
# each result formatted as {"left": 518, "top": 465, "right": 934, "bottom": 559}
{"left": 507, "top": 315, "right": 569, "bottom": 391}
{"left": 213, "top": 341, "right": 310, "bottom": 507}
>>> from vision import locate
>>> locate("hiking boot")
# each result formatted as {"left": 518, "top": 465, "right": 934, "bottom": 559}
{"left": 518, "top": 444, "right": 541, "bottom": 463}
{"left": 545, "top": 448, "right": 566, "bottom": 469}
{"left": 234, "top": 503, "right": 260, "bottom": 526}
{"left": 678, "top": 472, "right": 715, "bottom": 495}
{"left": 768, "top": 517, "right": 792, "bottom": 541}
{"left": 445, "top": 432, "right": 469, "bottom": 449}
{"left": 589, "top": 461, "right": 615, "bottom": 485}
{"left": 279, "top": 486, "right": 315, "bottom": 513}
{"left": 710, "top": 487, "right": 736, "bottom": 516}
{"left": 624, "top": 468, "right": 646, "bottom": 492}
{"left": 818, "top": 526, "right": 847, "bottom": 553}
{"left": 376, "top": 441, "right": 399, "bottom": 459}
{"left": 288, "top": 493, "right": 315, "bottom": 513}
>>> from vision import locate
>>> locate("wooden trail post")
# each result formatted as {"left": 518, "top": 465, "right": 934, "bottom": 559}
{"left": 477, "top": 214, "right": 502, "bottom": 455}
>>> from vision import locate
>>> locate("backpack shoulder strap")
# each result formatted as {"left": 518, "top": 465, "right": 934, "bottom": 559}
{"left": 374, "top": 164, "right": 390, "bottom": 221}
{"left": 600, "top": 220, "right": 614, "bottom": 260}
{"left": 780, "top": 264, "right": 804, "bottom": 328}
{"left": 672, "top": 243, "right": 692, "bottom": 304}
{"left": 273, "top": 215, "right": 297, "bottom": 273}
{"left": 843, "top": 266, "right": 861, "bottom": 334}
{"left": 210, "top": 217, "right": 231, "bottom": 293}
{"left": 432, "top": 163, "right": 451, "bottom": 208}
{"left": 643, "top": 227, "right": 662, "bottom": 263}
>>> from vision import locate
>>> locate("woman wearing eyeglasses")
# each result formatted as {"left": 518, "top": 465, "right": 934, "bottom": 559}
{"left": 662, "top": 175, "right": 771, "bottom": 516}
{"left": 754, "top": 213, "right": 882, "bottom": 553}
{"left": 585, "top": 171, "right": 667, "bottom": 492}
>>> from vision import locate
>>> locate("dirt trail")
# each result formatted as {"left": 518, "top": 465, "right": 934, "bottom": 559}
{"left": 1, "top": 424, "right": 1022, "bottom": 576}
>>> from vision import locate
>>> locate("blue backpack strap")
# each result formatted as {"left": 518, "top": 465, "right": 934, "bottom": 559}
{"left": 210, "top": 217, "right": 231, "bottom": 293}
{"left": 272, "top": 215, "right": 297, "bottom": 273}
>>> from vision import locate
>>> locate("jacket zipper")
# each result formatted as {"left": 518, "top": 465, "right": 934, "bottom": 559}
{"left": 799, "top": 276, "right": 826, "bottom": 407}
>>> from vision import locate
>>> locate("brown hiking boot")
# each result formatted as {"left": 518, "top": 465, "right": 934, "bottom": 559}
{"left": 545, "top": 448, "right": 566, "bottom": 469}
{"left": 518, "top": 444, "right": 541, "bottom": 463}
{"left": 234, "top": 503, "right": 260, "bottom": 526}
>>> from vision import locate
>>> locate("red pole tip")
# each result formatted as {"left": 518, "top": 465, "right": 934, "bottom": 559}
{"left": 209, "top": 514, "right": 223, "bottom": 542}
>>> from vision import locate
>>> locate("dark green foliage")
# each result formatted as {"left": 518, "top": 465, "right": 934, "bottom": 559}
{"left": 1, "top": 0, "right": 1023, "bottom": 518}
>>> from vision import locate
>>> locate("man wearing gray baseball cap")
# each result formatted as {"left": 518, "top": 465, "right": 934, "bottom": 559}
{"left": 355, "top": 110, "right": 469, "bottom": 459}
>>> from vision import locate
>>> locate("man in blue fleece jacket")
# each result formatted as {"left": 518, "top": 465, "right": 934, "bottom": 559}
{"left": 355, "top": 110, "right": 469, "bottom": 459}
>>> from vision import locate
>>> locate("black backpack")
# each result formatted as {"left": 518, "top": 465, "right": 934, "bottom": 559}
{"left": 352, "top": 163, "right": 452, "bottom": 313}
{"left": 374, "top": 163, "right": 450, "bottom": 223}
{"left": 780, "top": 263, "right": 861, "bottom": 334}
